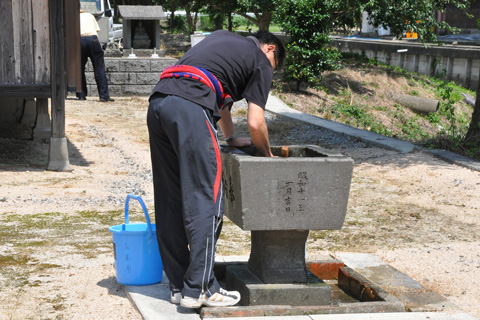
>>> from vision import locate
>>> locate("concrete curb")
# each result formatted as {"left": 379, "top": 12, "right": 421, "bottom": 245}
{"left": 420, "top": 148, "right": 480, "bottom": 171}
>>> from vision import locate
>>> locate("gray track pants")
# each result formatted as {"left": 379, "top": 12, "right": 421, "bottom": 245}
{"left": 147, "top": 92, "right": 223, "bottom": 298}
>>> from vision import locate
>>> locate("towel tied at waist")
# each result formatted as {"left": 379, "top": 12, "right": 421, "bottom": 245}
{"left": 160, "top": 65, "right": 233, "bottom": 110}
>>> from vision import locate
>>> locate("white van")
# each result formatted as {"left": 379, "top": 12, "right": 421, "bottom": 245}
{"left": 80, "top": 0, "right": 122, "bottom": 43}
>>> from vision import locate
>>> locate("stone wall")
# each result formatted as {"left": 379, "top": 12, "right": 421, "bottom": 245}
{"left": 84, "top": 57, "right": 177, "bottom": 97}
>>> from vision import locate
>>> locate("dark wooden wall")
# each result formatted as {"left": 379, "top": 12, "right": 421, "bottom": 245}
{"left": 0, "top": 0, "right": 80, "bottom": 97}
{"left": 0, "top": 0, "right": 51, "bottom": 97}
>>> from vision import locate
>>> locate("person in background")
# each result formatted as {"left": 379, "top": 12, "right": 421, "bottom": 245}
{"left": 147, "top": 30, "right": 285, "bottom": 308}
{"left": 77, "top": 10, "right": 114, "bottom": 102}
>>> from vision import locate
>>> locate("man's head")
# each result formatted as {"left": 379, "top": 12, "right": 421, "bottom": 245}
{"left": 253, "top": 31, "right": 286, "bottom": 70}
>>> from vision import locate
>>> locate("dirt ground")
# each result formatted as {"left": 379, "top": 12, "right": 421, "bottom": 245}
{"left": 0, "top": 95, "right": 479, "bottom": 319}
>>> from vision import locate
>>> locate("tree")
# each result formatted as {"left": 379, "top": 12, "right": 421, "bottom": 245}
{"left": 235, "top": 0, "right": 275, "bottom": 31}
{"left": 186, "top": 1, "right": 200, "bottom": 34}
{"left": 154, "top": 0, "right": 204, "bottom": 33}
{"left": 154, "top": 0, "right": 180, "bottom": 30}
{"left": 463, "top": 71, "right": 480, "bottom": 150}
{"left": 274, "top": 0, "right": 343, "bottom": 90}
{"left": 209, "top": 0, "right": 276, "bottom": 31}
{"left": 203, "top": 0, "right": 238, "bottom": 31}
{"left": 362, "top": 0, "right": 471, "bottom": 42}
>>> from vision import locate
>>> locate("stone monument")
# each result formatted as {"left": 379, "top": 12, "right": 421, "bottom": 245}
{"left": 118, "top": 5, "right": 165, "bottom": 52}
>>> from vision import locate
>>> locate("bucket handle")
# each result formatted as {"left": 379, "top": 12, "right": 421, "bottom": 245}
{"left": 123, "top": 194, "right": 154, "bottom": 241}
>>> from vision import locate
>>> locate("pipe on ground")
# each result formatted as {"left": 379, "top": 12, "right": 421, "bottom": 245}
{"left": 461, "top": 92, "right": 475, "bottom": 106}
{"left": 392, "top": 94, "right": 440, "bottom": 114}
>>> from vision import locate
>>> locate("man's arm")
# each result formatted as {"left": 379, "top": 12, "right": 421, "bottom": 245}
{"left": 247, "top": 101, "right": 274, "bottom": 157}
{"left": 217, "top": 106, "right": 252, "bottom": 147}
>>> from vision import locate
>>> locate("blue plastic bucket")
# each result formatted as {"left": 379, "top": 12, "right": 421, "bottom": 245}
{"left": 109, "top": 194, "right": 163, "bottom": 286}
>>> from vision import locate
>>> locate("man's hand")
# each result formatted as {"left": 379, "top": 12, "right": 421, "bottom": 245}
{"left": 227, "top": 137, "right": 252, "bottom": 147}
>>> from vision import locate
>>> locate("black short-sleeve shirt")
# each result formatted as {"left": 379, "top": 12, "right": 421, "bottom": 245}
{"left": 150, "top": 30, "right": 273, "bottom": 118}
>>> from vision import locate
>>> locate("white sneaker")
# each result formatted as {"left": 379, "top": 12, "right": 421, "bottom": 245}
{"left": 171, "top": 291, "right": 182, "bottom": 304}
{"left": 180, "top": 288, "right": 241, "bottom": 308}
{"left": 180, "top": 295, "right": 203, "bottom": 308}
{"left": 203, "top": 288, "right": 241, "bottom": 307}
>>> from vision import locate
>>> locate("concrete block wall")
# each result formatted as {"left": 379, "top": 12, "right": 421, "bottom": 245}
{"left": 333, "top": 37, "right": 480, "bottom": 90}
{"left": 85, "top": 57, "right": 177, "bottom": 97}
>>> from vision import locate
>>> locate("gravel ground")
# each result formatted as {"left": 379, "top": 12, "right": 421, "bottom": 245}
{"left": 0, "top": 96, "right": 479, "bottom": 319}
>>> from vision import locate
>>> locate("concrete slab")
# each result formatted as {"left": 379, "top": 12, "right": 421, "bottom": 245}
{"left": 336, "top": 253, "right": 462, "bottom": 313}
{"left": 214, "top": 316, "right": 312, "bottom": 320}
{"left": 309, "top": 313, "right": 479, "bottom": 320}
{"left": 125, "top": 274, "right": 200, "bottom": 320}
{"left": 361, "top": 264, "right": 423, "bottom": 289}
{"left": 211, "top": 312, "right": 478, "bottom": 320}
{"left": 335, "top": 253, "right": 386, "bottom": 269}
{"left": 336, "top": 253, "right": 423, "bottom": 288}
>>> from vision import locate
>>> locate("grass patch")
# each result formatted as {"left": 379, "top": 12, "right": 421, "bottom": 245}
{"left": 0, "top": 208, "right": 140, "bottom": 289}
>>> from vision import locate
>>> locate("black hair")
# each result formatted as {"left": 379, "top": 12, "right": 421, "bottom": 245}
{"left": 252, "top": 30, "right": 286, "bottom": 69}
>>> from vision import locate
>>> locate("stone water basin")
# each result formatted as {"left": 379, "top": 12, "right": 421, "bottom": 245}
{"left": 221, "top": 144, "right": 354, "bottom": 231}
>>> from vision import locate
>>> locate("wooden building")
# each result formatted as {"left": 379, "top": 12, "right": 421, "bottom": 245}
{"left": 0, "top": 0, "right": 81, "bottom": 171}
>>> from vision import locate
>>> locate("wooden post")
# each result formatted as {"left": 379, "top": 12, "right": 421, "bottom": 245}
{"left": 47, "top": 0, "right": 72, "bottom": 171}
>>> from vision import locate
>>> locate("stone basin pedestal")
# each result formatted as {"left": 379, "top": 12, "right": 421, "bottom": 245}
{"left": 221, "top": 145, "right": 354, "bottom": 306}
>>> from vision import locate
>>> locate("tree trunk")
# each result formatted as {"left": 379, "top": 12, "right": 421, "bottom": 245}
{"left": 168, "top": 5, "right": 177, "bottom": 31}
{"left": 169, "top": 12, "right": 175, "bottom": 31}
{"left": 214, "top": 13, "right": 224, "bottom": 30}
{"left": 184, "top": 7, "right": 197, "bottom": 33}
{"left": 193, "top": 12, "right": 198, "bottom": 33}
{"left": 227, "top": 12, "right": 233, "bottom": 31}
{"left": 258, "top": 11, "right": 272, "bottom": 31}
{"left": 463, "top": 71, "right": 480, "bottom": 146}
